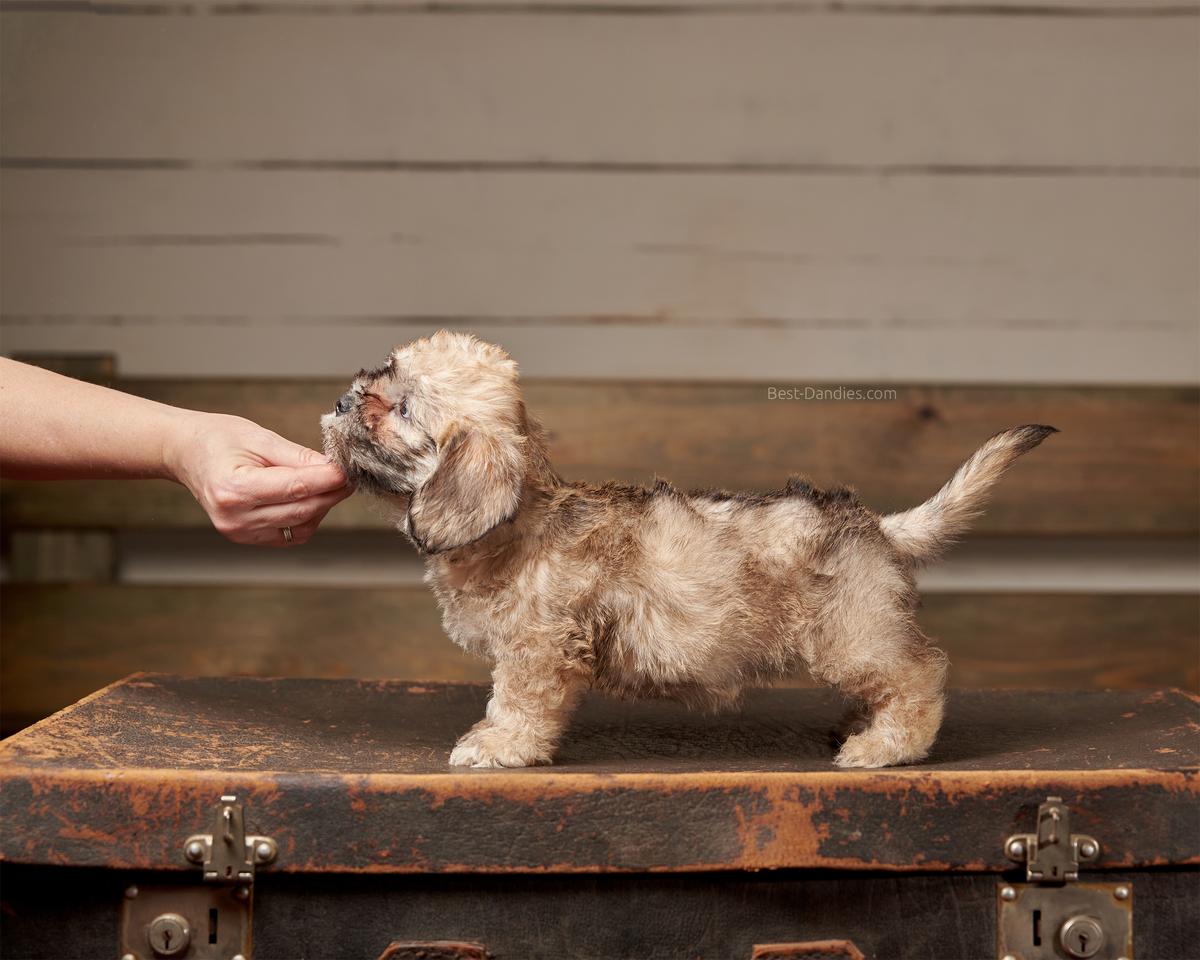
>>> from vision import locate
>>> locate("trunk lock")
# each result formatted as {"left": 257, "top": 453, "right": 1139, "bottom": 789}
{"left": 996, "top": 797, "right": 1132, "bottom": 960}
{"left": 119, "top": 794, "right": 277, "bottom": 960}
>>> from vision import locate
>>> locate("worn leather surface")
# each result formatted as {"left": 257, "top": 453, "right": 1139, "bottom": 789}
{"left": 3, "top": 866, "right": 1199, "bottom": 960}
{"left": 1, "top": 677, "right": 1196, "bottom": 874}
{"left": 2, "top": 676, "right": 1196, "bottom": 773}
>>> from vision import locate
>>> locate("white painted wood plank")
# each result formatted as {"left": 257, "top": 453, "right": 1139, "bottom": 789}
{"left": 8, "top": 0, "right": 1195, "bottom": 13}
{"left": 2, "top": 318, "right": 1197, "bottom": 383}
{"left": 3, "top": 169, "right": 1195, "bottom": 329}
{"left": 2, "top": 11, "right": 1195, "bottom": 167}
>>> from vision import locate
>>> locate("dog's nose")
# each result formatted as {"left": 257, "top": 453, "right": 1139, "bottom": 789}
{"left": 335, "top": 394, "right": 353, "bottom": 416}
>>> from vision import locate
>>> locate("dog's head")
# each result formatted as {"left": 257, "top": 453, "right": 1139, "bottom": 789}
{"left": 322, "top": 331, "right": 530, "bottom": 553}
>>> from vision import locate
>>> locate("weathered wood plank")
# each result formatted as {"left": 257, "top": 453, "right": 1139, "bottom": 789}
{"left": 2, "top": 381, "right": 1195, "bottom": 535}
{"left": 3, "top": 169, "right": 1195, "bottom": 383}
{"left": 3, "top": 171, "right": 1195, "bottom": 329}
{"left": 2, "top": 585, "right": 1195, "bottom": 725}
{"left": 6, "top": 531, "right": 117, "bottom": 582}
{"left": 4, "top": 320, "right": 1198, "bottom": 385}
{"left": 5, "top": 0, "right": 1194, "bottom": 11}
{"left": 2, "top": 12, "right": 1194, "bottom": 167}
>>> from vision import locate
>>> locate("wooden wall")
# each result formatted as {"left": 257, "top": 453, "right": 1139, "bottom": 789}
{"left": 1, "top": 0, "right": 1197, "bottom": 731}
{"left": 2, "top": 0, "right": 1197, "bottom": 381}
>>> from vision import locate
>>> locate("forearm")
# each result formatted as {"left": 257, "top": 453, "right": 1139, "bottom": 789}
{"left": 0, "top": 358, "right": 190, "bottom": 481}
{"left": 0, "top": 357, "right": 351, "bottom": 546}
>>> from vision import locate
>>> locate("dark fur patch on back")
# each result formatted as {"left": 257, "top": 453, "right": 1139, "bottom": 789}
{"left": 782, "top": 475, "right": 859, "bottom": 508}
{"left": 688, "top": 475, "right": 861, "bottom": 512}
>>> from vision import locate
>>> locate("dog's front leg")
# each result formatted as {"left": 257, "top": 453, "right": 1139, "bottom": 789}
{"left": 449, "top": 654, "right": 590, "bottom": 768}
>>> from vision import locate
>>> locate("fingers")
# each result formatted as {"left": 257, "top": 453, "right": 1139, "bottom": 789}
{"left": 240, "top": 518, "right": 322, "bottom": 548}
{"left": 251, "top": 485, "right": 353, "bottom": 530}
{"left": 253, "top": 429, "right": 331, "bottom": 470}
{"left": 234, "top": 461, "right": 350, "bottom": 505}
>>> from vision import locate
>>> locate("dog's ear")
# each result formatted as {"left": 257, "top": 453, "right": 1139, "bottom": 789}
{"left": 407, "top": 423, "right": 524, "bottom": 553}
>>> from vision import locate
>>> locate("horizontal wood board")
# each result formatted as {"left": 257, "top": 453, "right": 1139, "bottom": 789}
{"left": 3, "top": 12, "right": 1196, "bottom": 167}
{"left": 1, "top": 676, "right": 1196, "bottom": 873}
{"left": 1, "top": 586, "right": 1196, "bottom": 724}
{"left": 4, "top": 1, "right": 1197, "bottom": 11}
{"left": 3, "top": 2, "right": 1197, "bottom": 383}
{"left": 2, "top": 171, "right": 1195, "bottom": 365}
{"left": 2, "top": 380, "right": 1196, "bottom": 535}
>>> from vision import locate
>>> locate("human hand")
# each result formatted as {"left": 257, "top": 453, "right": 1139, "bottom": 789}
{"left": 165, "top": 411, "right": 352, "bottom": 546}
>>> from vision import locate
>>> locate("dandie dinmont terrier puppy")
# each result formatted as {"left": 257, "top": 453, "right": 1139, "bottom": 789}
{"left": 323, "top": 332, "right": 1054, "bottom": 769}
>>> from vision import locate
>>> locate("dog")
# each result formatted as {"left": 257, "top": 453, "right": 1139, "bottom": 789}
{"left": 322, "top": 331, "right": 1055, "bottom": 769}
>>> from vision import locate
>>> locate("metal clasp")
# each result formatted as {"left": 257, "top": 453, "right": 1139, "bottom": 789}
{"left": 1004, "top": 796, "right": 1099, "bottom": 883}
{"left": 183, "top": 794, "right": 278, "bottom": 883}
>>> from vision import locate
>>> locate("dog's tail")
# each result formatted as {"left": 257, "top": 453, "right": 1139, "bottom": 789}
{"left": 880, "top": 425, "right": 1057, "bottom": 563}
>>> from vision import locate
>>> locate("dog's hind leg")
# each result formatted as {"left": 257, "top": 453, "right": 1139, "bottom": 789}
{"left": 827, "top": 628, "right": 948, "bottom": 768}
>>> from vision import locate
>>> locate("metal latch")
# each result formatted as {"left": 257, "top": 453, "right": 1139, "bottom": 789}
{"left": 184, "top": 794, "right": 278, "bottom": 883}
{"left": 119, "top": 795, "right": 278, "bottom": 960}
{"left": 996, "top": 797, "right": 1132, "bottom": 960}
{"left": 1004, "top": 796, "right": 1099, "bottom": 882}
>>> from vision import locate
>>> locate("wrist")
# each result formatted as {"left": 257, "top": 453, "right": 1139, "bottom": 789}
{"left": 160, "top": 407, "right": 207, "bottom": 487}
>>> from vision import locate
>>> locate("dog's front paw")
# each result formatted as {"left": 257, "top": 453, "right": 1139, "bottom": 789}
{"left": 448, "top": 722, "right": 551, "bottom": 768}
{"left": 833, "top": 732, "right": 890, "bottom": 768}
{"left": 834, "top": 730, "right": 928, "bottom": 769}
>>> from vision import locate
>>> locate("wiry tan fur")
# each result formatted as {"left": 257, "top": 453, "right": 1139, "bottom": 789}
{"left": 322, "top": 332, "right": 1056, "bottom": 769}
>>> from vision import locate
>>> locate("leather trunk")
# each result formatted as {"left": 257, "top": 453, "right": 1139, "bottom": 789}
{"left": 1, "top": 675, "right": 1197, "bottom": 959}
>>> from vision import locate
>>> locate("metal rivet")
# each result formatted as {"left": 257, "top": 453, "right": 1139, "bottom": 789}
{"left": 124, "top": 885, "right": 139, "bottom": 899}
{"left": 1080, "top": 840, "right": 1097, "bottom": 858}
{"left": 1001, "top": 886, "right": 1017, "bottom": 901}
{"left": 1115, "top": 885, "right": 1130, "bottom": 900}
{"left": 185, "top": 839, "right": 205, "bottom": 862}
{"left": 255, "top": 840, "right": 274, "bottom": 861}
{"left": 121, "top": 954, "right": 136, "bottom": 960}
{"left": 1002, "top": 955, "right": 1018, "bottom": 960}
{"left": 1007, "top": 839, "right": 1026, "bottom": 858}
{"left": 232, "top": 955, "right": 247, "bottom": 960}
{"left": 233, "top": 884, "right": 250, "bottom": 901}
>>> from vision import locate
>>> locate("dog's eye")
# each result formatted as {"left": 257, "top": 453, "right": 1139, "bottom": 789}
{"left": 398, "top": 397, "right": 411, "bottom": 421}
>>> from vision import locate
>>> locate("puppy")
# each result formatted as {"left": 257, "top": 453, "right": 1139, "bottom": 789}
{"left": 322, "top": 331, "right": 1055, "bottom": 769}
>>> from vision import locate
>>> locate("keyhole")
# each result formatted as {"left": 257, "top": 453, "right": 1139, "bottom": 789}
{"left": 1060, "top": 914, "right": 1105, "bottom": 959}
{"left": 147, "top": 912, "right": 191, "bottom": 957}
{"left": 1032, "top": 909, "right": 1042, "bottom": 946}
{"left": 209, "top": 907, "right": 219, "bottom": 944}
